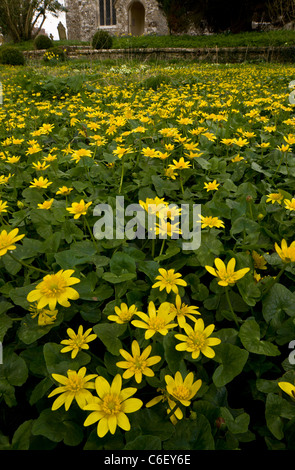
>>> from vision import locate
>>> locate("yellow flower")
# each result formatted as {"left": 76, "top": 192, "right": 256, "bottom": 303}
{"left": 32, "top": 161, "right": 50, "bottom": 171}
{"left": 29, "top": 304, "right": 58, "bottom": 326}
{"left": 199, "top": 215, "right": 225, "bottom": 229}
{"left": 169, "top": 157, "right": 191, "bottom": 170}
{"left": 0, "top": 200, "right": 8, "bottom": 214}
{"left": 141, "top": 147, "right": 160, "bottom": 158}
{"left": 152, "top": 268, "right": 187, "bottom": 294}
{"left": 37, "top": 198, "right": 54, "bottom": 210}
{"left": 252, "top": 250, "right": 267, "bottom": 270}
{"left": 278, "top": 381, "right": 295, "bottom": 399}
{"left": 26, "top": 143, "right": 42, "bottom": 155}
{"left": 277, "top": 144, "right": 290, "bottom": 153}
{"left": 48, "top": 367, "right": 97, "bottom": 411}
{"left": 175, "top": 318, "right": 221, "bottom": 359}
{"left": 139, "top": 197, "right": 167, "bottom": 216}
{"left": 0, "top": 173, "right": 13, "bottom": 185}
{"left": 274, "top": 239, "right": 295, "bottom": 263}
{"left": 169, "top": 294, "right": 200, "bottom": 328}
{"left": 56, "top": 186, "right": 73, "bottom": 196}
{"left": 60, "top": 325, "right": 97, "bottom": 358}
{"left": 27, "top": 269, "right": 80, "bottom": 310}
{"left": 108, "top": 303, "right": 138, "bottom": 324}
{"left": 66, "top": 199, "right": 92, "bottom": 219}
{"left": 164, "top": 167, "right": 178, "bottom": 179}
{"left": 154, "top": 220, "right": 181, "bottom": 238}
{"left": 283, "top": 134, "right": 295, "bottom": 145}
{"left": 113, "top": 146, "right": 133, "bottom": 159}
{"left": 0, "top": 228, "right": 25, "bottom": 257}
{"left": 116, "top": 340, "right": 161, "bottom": 383}
{"left": 6, "top": 155, "right": 21, "bottom": 164}
{"left": 29, "top": 177, "right": 52, "bottom": 189}
{"left": 146, "top": 389, "right": 183, "bottom": 424}
{"left": 83, "top": 374, "right": 143, "bottom": 437}
{"left": 165, "top": 371, "right": 202, "bottom": 407}
{"left": 266, "top": 192, "right": 284, "bottom": 205}
{"left": 71, "top": 148, "right": 92, "bottom": 163}
{"left": 204, "top": 180, "right": 220, "bottom": 192}
{"left": 231, "top": 154, "right": 244, "bottom": 163}
{"left": 284, "top": 198, "right": 295, "bottom": 211}
{"left": 131, "top": 301, "right": 177, "bottom": 340}
{"left": 205, "top": 257, "right": 250, "bottom": 286}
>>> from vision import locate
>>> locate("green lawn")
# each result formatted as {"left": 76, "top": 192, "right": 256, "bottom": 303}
{"left": 7, "top": 29, "right": 295, "bottom": 51}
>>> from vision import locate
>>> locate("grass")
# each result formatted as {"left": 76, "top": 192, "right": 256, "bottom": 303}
{"left": 5, "top": 29, "right": 295, "bottom": 51}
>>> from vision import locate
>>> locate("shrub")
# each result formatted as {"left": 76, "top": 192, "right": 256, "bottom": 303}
{"left": 43, "top": 46, "right": 67, "bottom": 64}
{"left": 34, "top": 34, "right": 54, "bottom": 50}
{"left": 0, "top": 46, "right": 25, "bottom": 65}
{"left": 92, "top": 30, "right": 113, "bottom": 50}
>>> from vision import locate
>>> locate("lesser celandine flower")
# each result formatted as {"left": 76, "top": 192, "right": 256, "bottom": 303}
{"left": 275, "top": 239, "right": 295, "bottom": 263}
{"left": 146, "top": 389, "right": 183, "bottom": 424}
{"left": 0, "top": 200, "right": 8, "bottom": 214}
{"left": 27, "top": 269, "right": 80, "bottom": 310}
{"left": 199, "top": 215, "right": 225, "bottom": 229}
{"left": 48, "top": 367, "right": 97, "bottom": 411}
{"left": 66, "top": 199, "right": 92, "bottom": 219}
{"left": 278, "top": 381, "right": 295, "bottom": 399}
{"left": 29, "top": 304, "right": 58, "bottom": 325}
{"left": 108, "top": 303, "right": 139, "bottom": 324}
{"left": 165, "top": 371, "right": 202, "bottom": 407}
{"left": 266, "top": 192, "right": 284, "bottom": 205}
{"left": 175, "top": 318, "right": 221, "bottom": 359}
{"left": 205, "top": 257, "right": 250, "bottom": 286}
{"left": 252, "top": 250, "right": 267, "bottom": 270}
{"left": 169, "top": 157, "right": 191, "bottom": 170}
{"left": 83, "top": 374, "right": 143, "bottom": 438}
{"left": 37, "top": 198, "right": 54, "bottom": 210}
{"left": 284, "top": 198, "right": 295, "bottom": 211}
{"left": 60, "top": 325, "right": 97, "bottom": 358}
{"left": 29, "top": 177, "right": 52, "bottom": 189}
{"left": 152, "top": 268, "right": 187, "bottom": 294}
{"left": 204, "top": 180, "right": 220, "bottom": 192}
{"left": 116, "top": 340, "right": 161, "bottom": 383}
{"left": 169, "top": 294, "right": 200, "bottom": 328}
{"left": 56, "top": 186, "right": 73, "bottom": 196}
{"left": 131, "top": 301, "right": 177, "bottom": 339}
{"left": 0, "top": 228, "right": 25, "bottom": 256}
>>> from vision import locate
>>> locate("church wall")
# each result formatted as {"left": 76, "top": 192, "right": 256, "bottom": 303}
{"left": 65, "top": 0, "right": 169, "bottom": 41}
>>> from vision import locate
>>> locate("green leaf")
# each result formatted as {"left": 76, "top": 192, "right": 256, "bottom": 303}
{"left": 109, "top": 252, "right": 136, "bottom": 275}
{"left": 11, "top": 420, "right": 34, "bottom": 450}
{"left": 124, "top": 435, "right": 162, "bottom": 450}
{"left": 43, "top": 342, "right": 91, "bottom": 375}
{"left": 220, "top": 407, "right": 250, "bottom": 434}
{"left": 163, "top": 414, "right": 215, "bottom": 450}
{"left": 102, "top": 272, "right": 136, "bottom": 284}
{"left": 163, "top": 331, "right": 185, "bottom": 374}
{"left": 32, "top": 408, "right": 84, "bottom": 446}
{"left": 93, "top": 323, "right": 126, "bottom": 356}
{"left": 213, "top": 343, "right": 249, "bottom": 387}
{"left": 262, "top": 283, "right": 295, "bottom": 323}
{"left": 239, "top": 319, "right": 280, "bottom": 356}
{"left": 265, "top": 393, "right": 295, "bottom": 440}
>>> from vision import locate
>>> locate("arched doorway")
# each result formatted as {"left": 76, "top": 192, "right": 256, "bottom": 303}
{"left": 129, "top": 1, "right": 145, "bottom": 36}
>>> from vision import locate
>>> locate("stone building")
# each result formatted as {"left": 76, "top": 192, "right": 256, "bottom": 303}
{"left": 65, "top": 0, "right": 169, "bottom": 41}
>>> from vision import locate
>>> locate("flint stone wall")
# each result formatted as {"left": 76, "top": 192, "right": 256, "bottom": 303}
{"left": 65, "top": 0, "right": 169, "bottom": 42}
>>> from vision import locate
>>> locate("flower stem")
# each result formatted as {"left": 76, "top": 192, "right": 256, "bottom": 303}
{"left": 262, "top": 265, "right": 286, "bottom": 298}
{"left": 225, "top": 288, "right": 239, "bottom": 328}
{"left": 159, "top": 238, "right": 166, "bottom": 257}
{"left": 119, "top": 156, "right": 125, "bottom": 194}
{"left": 167, "top": 402, "right": 180, "bottom": 420}
{"left": 8, "top": 252, "right": 47, "bottom": 274}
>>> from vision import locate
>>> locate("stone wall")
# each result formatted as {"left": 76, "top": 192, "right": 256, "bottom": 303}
{"left": 24, "top": 46, "right": 295, "bottom": 64}
{"left": 65, "top": 0, "right": 169, "bottom": 41}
